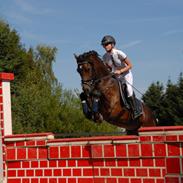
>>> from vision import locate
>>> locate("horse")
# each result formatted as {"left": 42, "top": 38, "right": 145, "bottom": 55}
{"left": 74, "top": 50, "right": 157, "bottom": 135}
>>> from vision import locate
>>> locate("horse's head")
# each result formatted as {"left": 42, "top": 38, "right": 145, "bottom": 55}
{"left": 74, "top": 50, "right": 109, "bottom": 94}
{"left": 74, "top": 50, "right": 97, "bottom": 94}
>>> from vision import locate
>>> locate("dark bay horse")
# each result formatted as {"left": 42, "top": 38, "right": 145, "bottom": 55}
{"left": 74, "top": 50, "right": 157, "bottom": 135}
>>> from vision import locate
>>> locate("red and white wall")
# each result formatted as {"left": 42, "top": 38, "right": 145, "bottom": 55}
{"left": 0, "top": 72, "right": 183, "bottom": 183}
{"left": 0, "top": 73, "right": 14, "bottom": 183}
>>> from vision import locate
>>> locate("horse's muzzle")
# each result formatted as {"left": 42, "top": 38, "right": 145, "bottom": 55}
{"left": 81, "top": 80, "right": 94, "bottom": 94}
{"left": 82, "top": 84, "right": 92, "bottom": 95}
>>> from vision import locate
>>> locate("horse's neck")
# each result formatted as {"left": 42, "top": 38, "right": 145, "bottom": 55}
{"left": 95, "top": 60, "right": 110, "bottom": 78}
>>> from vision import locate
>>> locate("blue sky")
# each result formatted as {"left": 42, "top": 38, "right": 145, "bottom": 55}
{"left": 0, "top": 0, "right": 183, "bottom": 96}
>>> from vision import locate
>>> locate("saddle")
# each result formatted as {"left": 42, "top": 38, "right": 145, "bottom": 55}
{"left": 117, "top": 79, "right": 143, "bottom": 115}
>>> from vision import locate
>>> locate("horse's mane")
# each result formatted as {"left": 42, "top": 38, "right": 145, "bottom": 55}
{"left": 78, "top": 50, "right": 101, "bottom": 61}
{"left": 77, "top": 50, "right": 110, "bottom": 76}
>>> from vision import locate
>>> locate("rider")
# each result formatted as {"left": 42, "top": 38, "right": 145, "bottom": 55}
{"left": 101, "top": 35, "right": 142, "bottom": 119}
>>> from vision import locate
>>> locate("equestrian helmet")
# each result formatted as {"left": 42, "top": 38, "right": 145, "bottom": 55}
{"left": 101, "top": 35, "right": 116, "bottom": 46}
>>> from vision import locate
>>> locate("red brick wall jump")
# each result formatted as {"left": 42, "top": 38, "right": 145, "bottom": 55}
{"left": 4, "top": 126, "right": 183, "bottom": 183}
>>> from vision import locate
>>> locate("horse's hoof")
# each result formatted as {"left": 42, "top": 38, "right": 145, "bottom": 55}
{"left": 93, "top": 113, "right": 103, "bottom": 123}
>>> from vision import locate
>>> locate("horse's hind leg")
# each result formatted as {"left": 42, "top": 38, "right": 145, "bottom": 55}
{"left": 126, "top": 119, "right": 141, "bottom": 136}
{"left": 126, "top": 129, "right": 139, "bottom": 136}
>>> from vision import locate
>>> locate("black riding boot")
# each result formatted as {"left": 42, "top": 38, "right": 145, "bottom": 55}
{"left": 128, "top": 95, "right": 142, "bottom": 119}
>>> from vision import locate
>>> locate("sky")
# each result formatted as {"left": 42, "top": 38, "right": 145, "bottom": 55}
{"left": 0, "top": 0, "right": 183, "bottom": 97}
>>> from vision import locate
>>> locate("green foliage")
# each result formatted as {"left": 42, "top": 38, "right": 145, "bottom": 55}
{"left": 142, "top": 81, "right": 164, "bottom": 111}
{"left": 12, "top": 66, "right": 62, "bottom": 133}
{"left": 34, "top": 45, "right": 57, "bottom": 83}
{"left": 0, "top": 19, "right": 25, "bottom": 73}
{"left": 143, "top": 73, "right": 183, "bottom": 126}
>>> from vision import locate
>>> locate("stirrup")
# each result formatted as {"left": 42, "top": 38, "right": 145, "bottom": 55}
{"left": 133, "top": 111, "right": 143, "bottom": 119}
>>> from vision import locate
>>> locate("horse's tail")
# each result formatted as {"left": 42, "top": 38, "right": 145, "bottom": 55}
{"left": 152, "top": 110, "right": 160, "bottom": 126}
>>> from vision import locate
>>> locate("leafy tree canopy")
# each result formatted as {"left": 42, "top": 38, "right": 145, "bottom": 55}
{"left": 142, "top": 73, "right": 183, "bottom": 126}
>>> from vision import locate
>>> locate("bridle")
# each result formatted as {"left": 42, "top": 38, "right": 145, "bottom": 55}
{"left": 77, "top": 61, "right": 97, "bottom": 90}
{"left": 77, "top": 60, "right": 115, "bottom": 94}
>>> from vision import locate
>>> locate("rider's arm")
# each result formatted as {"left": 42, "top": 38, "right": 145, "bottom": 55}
{"left": 114, "top": 57, "right": 132, "bottom": 75}
{"left": 120, "top": 57, "right": 132, "bottom": 73}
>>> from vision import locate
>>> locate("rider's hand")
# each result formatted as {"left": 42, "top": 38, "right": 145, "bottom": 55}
{"left": 114, "top": 69, "right": 122, "bottom": 75}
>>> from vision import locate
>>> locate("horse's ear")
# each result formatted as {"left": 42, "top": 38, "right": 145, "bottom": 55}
{"left": 74, "top": 53, "right": 78, "bottom": 60}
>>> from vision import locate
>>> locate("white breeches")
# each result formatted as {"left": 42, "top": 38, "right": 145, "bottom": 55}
{"left": 119, "top": 73, "right": 133, "bottom": 97}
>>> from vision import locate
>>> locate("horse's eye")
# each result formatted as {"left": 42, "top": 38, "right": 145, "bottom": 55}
{"left": 77, "top": 65, "right": 83, "bottom": 73}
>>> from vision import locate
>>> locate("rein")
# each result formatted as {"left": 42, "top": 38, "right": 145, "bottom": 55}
{"left": 93, "top": 73, "right": 115, "bottom": 84}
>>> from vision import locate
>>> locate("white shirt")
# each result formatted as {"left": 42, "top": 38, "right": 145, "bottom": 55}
{"left": 102, "top": 48, "right": 132, "bottom": 77}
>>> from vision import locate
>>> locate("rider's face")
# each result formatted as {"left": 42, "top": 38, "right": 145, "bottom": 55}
{"left": 103, "top": 43, "right": 113, "bottom": 52}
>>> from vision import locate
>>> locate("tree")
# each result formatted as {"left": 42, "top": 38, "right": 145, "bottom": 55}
{"left": 142, "top": 81, "right": 165, "bottom": 123}
{"left": 0, "top": 19, "right": 25, "bottom": 73}
{"left": 162, "top": 74, "right": 183, "bottom": 125}
{"left": 142, "top": 81, "right": 164, "bottom": 110}
{"left": 34, "top": 45, "right": 57, "bottom": 83}
{"left": 12, "top": 45, "right": 63, "bottom": 133}
{"left": 143, "top": 73, "right": 183, "bottom": 126}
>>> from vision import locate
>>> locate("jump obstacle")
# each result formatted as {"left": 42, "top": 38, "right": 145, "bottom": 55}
{"left": 0, "top": 73, "right": 183, "bottom": 183}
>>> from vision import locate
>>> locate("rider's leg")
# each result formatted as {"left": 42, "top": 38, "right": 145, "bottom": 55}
{"left": 128, "top": 93, "right": 142, "bottom": 119}
{"left": 125, "top": 75, "right": 142, "bottom": 119}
